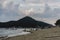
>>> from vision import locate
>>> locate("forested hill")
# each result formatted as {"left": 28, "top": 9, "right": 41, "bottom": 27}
{"left": 0, "top": 16, "right": 53, "bottom": 28}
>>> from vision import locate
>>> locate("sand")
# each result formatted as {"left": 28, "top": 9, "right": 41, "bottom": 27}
{"left": 1, "top": 27, "right": 60, "bottom": 40}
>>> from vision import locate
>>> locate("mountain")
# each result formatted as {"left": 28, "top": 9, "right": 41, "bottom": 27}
{"left": 17, "top": 16, "right": 53, "bottom": 28}
{"left": 36, "top": 21, "right": 53, "bottom": 29}
{"left": 17, "top": 16, "right": 37, "bottom": 28}
{"left": 0, "top": 16, "right": 53, "bottom": 28}
{"left": 18, "top": 16, "right": 36, "bottom": 21}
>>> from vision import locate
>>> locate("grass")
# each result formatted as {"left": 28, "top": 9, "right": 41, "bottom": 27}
{"left": 1, "top": 27, "right": 60, "bottom": 40}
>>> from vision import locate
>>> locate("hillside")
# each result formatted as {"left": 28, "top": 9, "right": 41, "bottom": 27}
{"left": 0, "top": 16, "right": 53, "bottom": 28}
{"left": 18, "top": 16, "right": 53, "bottom": 28}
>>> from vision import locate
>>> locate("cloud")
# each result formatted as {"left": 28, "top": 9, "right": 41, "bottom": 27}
{"left": 25, "top": 0, "right": 40, "bottom": 3}
{"left": 33, "top": 17, "right": 57, "bottom": 25}
{"left": 0, "top": 0, "right": 25, "bottom": 22}
{"left": 0, "top": 0, "right": 60, "bottom": 25}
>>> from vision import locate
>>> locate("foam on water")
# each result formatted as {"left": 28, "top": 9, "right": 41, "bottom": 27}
{"left": 0, "top": 28, "right": 30, "bottom": 37}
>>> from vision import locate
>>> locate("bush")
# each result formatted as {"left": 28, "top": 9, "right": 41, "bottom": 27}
{"left": 55, "top": 19, "right": 60, "bottom": 26}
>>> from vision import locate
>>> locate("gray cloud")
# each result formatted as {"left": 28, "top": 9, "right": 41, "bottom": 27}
{"left": 0, "top": 0, "right": 25, "bottom": 22}
{"left": 0, "top": 0, "right": 60, "bottom": 24}
{"left": 25, "top": 0, "right": 40, "bottom": 3}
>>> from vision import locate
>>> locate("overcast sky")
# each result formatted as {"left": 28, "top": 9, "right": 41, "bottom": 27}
{"left": 0, "top": 0, "right": 60, "bottom": 25}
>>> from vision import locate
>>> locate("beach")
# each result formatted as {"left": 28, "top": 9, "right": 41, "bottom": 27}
{"left": 0, "top": 27, "right": 60, "bottom": 40}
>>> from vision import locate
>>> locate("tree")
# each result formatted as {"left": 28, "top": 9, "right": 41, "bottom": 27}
{"left": 55, "top": 19, "right": 60, "bottom": 27}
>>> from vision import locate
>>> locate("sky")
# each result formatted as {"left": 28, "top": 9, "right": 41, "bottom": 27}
{"left": 0, "top": 0, "right": 60, "bottom": 25}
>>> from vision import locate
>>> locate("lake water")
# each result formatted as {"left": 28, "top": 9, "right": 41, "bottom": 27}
{"left": 0, "top": 28, "right": 30, "bottom": 37}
